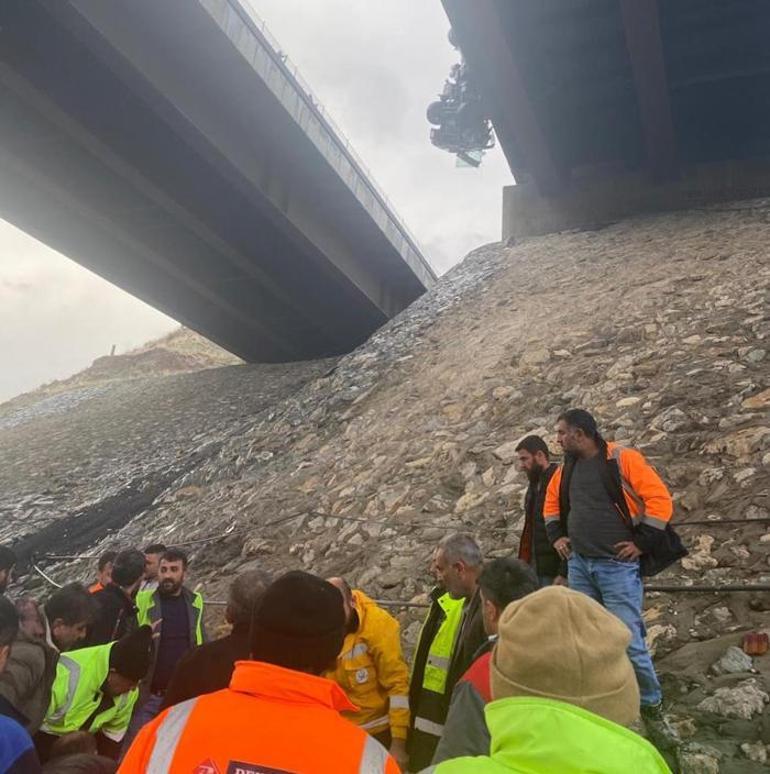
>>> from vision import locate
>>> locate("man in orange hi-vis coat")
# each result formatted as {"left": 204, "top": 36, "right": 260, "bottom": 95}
{"left": 543, "top": 409, "right": 684, "bottom": 756}
{"left": 119, "top": 571, "right": 400, "bottom": 774}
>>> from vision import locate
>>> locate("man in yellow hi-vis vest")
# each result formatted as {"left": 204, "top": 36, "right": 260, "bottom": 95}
{"left": 36, "top": 626, "right": 152, "bottom": 762}
{"left": 407, "top": 533, "right": 485, "bottom": 772}
{"left": 122, "top": 548, "right": 205, "bottom": 753}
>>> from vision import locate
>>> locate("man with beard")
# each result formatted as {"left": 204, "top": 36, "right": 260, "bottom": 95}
{"left": 0, "top": 546, "right": 16, "bottom": 597}
{"left": 325, "top": 577, "right": 410, "bottom": 769}
{"left": 515, "top": 435, "right": 565, "bottom": 587}
{"left": 124, "top": 549, "right": 205, "bottom": 748}
{"left": 160, "top": 569, "right": 271, "bottom": 710}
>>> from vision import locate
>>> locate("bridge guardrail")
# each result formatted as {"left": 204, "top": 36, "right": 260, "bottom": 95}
{"left": 227, "top": 0, "right": 436, "bottom": 281}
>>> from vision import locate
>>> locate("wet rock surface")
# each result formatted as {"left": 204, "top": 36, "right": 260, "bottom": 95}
{"left": 3, "top": 199, "right": 770, "bottom": 771}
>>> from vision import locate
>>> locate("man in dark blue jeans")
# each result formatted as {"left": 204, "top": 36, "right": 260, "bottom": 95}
{"left": 543, "top": 409, "right": 679, "bottom": 756}
{"left": 122, "top": 548, "right": 205, "bottom": 754}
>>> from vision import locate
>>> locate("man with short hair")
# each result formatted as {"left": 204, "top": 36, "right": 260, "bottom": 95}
{"left": 121, "top": 571, "right": 400, "bottom": 773}
{"left": 37, "top": 626, "right": 153, "bottom": 762}
{"left": 325, "top": 576, "right": 410, "bottom": 769}
{"left": 407, "top": 533, "right": 486, "bottom": 771}
{"left": 432, "top": 558, "right": 538, "bottom": 764}
{"left": 125, "top": 549, "right": 205, "bottom": 745}
{"left": 515, "top": 435, "right": 565, "bottom": 587}
{"left": 423, "top": 587, "right": 670, "bottom": 773}
{"left": 89, "top": 551, "right": 117, "bottom": 595}
{"left": 161, "top": 569, "right": 271, "bottom": 710}
{"left": 138, "top": 544, "right": 166, "bottom": 594}
{"left": 0, "top": 584, "right": 95, "bottom": 734}
{"left": 87, "top": 550, "right": 145, "bottom": 646}
{"left": 0, "top": 596, "right": 42, "bottom": 773}
{"left": 0, "top": 546, "right": 16, "bottom": 596}
{"left": 545, "top": 408, "right": 683, "bottom": 749}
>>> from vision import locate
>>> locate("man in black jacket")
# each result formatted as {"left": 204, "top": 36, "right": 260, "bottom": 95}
{"left": 407, "top": 533, "right": 486, "bottom": 771}
{"left": 515, "top": 435, "right": 566, "bottom": 587}
{"left": 87, "top": 550, "right": 145, "bottom": 646}
{"left": 160, "top": 568, "right": 271, "bottom": 710}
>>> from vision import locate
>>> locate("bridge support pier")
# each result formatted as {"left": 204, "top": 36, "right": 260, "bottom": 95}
{"left": 503, "top": 160, "right": 770, "bottom": 240}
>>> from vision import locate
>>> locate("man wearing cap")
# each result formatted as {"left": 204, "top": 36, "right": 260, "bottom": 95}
{"left": 325, "top": 577, "right": 410, "bottom": 768}
{"left": 421, "top": 586, "right": 671, "bottom": 773}
{"left": 36, "top": 626, "right": 153, "bottom": 762}
{"left": 121, "top": 571, "right": 400, "bottom": 773}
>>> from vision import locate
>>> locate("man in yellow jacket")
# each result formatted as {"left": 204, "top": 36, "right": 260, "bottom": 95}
{"left": 326, "top": 577, "right": 410, "bottom": 770}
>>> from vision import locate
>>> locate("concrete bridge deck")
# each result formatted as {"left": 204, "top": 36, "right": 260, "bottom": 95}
{"left": 0, "top": 0, "right": 435, "bottom": 361}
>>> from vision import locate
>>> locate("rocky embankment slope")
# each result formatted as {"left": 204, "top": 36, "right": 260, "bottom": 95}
{"left": 3, "top": 201, "right": 770, "bottom": 771}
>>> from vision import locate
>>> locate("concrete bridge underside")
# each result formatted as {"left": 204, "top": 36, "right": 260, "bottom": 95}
{"left": 0, "top": 0, "right": 434, "bottom": 362}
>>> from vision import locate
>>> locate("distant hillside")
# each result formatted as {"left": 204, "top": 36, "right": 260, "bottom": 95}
{"left": 1, "top": 327, "right": 241, "bottom": 413}
{"left": 2, "top": 200, "right": 770, "bottom": 772}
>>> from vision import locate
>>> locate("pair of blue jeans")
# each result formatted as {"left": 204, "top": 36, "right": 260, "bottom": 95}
{"left": 568, "top": 552, "right": 662, "bottom": 707}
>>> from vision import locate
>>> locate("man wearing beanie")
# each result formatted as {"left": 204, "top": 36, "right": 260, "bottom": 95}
{"left": 120, "top": 571, "right": 400, "bottom": 773}
{"left": 36, "top": 626, "right": 152, "bottom": 762}
{"left": 421, "top": 587, "right": 671, "bottom": 773}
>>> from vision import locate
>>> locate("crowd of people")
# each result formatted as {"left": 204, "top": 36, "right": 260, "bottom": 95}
{"left": 0, "top": 409, "right": 685, "bottom": 773}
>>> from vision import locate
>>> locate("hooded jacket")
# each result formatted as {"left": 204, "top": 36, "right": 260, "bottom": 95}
{"left": 422, "top": 697, "right": 671, "bottom": 774}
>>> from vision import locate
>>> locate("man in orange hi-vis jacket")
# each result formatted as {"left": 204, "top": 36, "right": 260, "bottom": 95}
{"left": 543, "top": 409, "right": 682, "bottom": 751}
{"left": 119, "top": 571, "right": 400, "bottom": 774}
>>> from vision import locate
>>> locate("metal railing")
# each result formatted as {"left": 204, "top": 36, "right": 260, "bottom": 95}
{"left": 229, "top": 0, "right": 435, "bottom": 278}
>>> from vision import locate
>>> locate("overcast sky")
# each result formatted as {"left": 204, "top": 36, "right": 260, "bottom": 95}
{"left": 0, "top": 0, "right": 511, "bottom": 402}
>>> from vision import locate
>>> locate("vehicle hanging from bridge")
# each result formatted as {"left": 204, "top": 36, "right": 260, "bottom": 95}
{"left": 426, "top": 30, "right": 495, "bottom": 168}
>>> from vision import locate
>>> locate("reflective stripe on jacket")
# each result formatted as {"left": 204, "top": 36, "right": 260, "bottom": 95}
{"left": 407, "top": 591, "right": 465, "bottom": 771}
{"left": 325, "top": 590, "right": 410, "bottom": 739}
{"left": 118, "top": 660, "right": 400, "bottom": 774}
{"left": 543, "top": 443, "right": 673, "bottom": 535}
{"left": 135, "top": 588, "right": 205, "bottom": 647}
{"left": 423, "top": 696, "right": 671, "bottom": 774}
{"left": 422, "top": 594, "right": 464, "bottom": 696}
{"left": 41, "top": 643, "right": 138, "bottom": 741}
